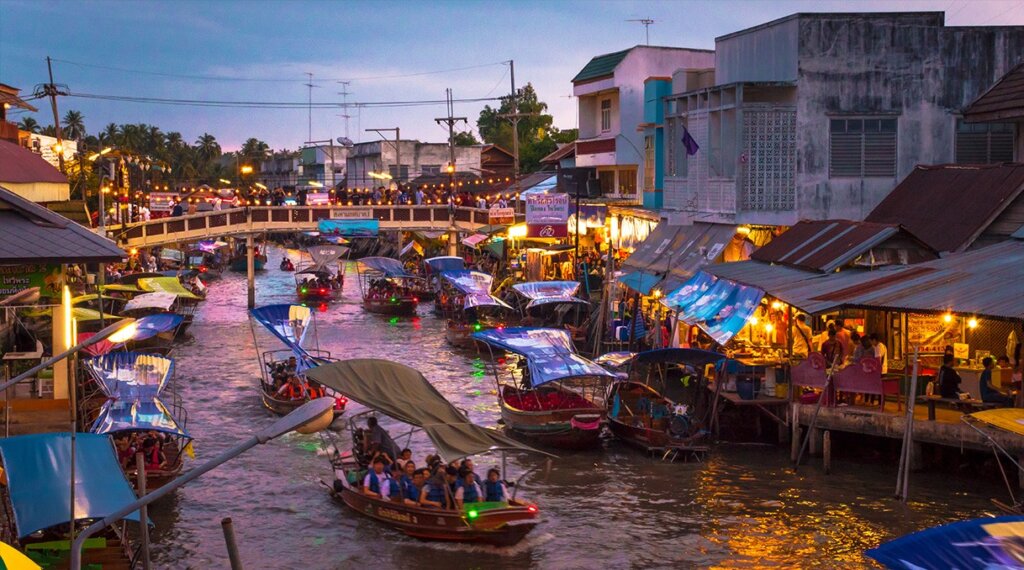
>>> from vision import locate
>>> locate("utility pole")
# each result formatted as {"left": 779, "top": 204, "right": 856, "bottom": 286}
{"left": 337, "top": 81, "right": 352, "bottom": 140}
{"left": 304, "top": 72, "right": 317, "bottom": 144}
{"left": 44, "top": 56, "right": 68, "bottom": 172}
{"left": 434, "top": 89, "right": 467, "bottom": 203}
{"left": 497, "top": 60, "right": 537, "bottom": 198}
{"left": 365, "top": 128, "right": 400, "bottom": 186}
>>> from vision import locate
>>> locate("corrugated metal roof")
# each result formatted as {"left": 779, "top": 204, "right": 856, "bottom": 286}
{"left": 0, "top": 139, "right": 68, "bottom": 184}
{"left": 0, "top": 185, "right": 125, "bottom": 264}
{"left": 621, "top": 223, "right": 736, "bottom": 294}
{"left": 572, "top": 48, "right": 631, "bottom": 83}
{"left": 866, "top": 164, "right": 1024, "bottom": 253}
{"left": 540, "top": 143, "right": 576, "bottom": 164}
{"left": 750, "top": 220, "right": 900, "bottom": 272}
{"left": 963, "top": 61, "right": 1024, "bottom": 123}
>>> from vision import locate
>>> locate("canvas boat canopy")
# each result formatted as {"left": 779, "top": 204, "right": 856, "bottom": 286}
{"left": 305, "top": 358, "right": 552, "bottom": 460}
{"left": 84, "top": 351, "right": 174, "bottom": 398}
{"left": 100, "top": 283, "right": 143, "bottom": 294}
{"left": 123, "top": 292, "right": 178, "bottom": 313}
{"left": 424, "top": 256, "right": 465, "bottom": 273}
{"left": 306, "top": 244, "right": 349, "bottom": 269}
{"left": 512, "top": 281, "right": 589, "bottom": 309}
{"left": 661, "top": 271, "right": 765, "bottom": 345}
{"left": 867, "top": 515, "right": 1024, "bottom": 570}
{"left": 22, "top": 306, "right": 119, "bottom": 321}
{"left": 250, "top": 304, "right": 312, "bottom": 353}
{"left": 359, "top": 256, "right": 413, "bottom": 278}
{"left": 472, "top": 327, "right": 615, "bottom": 386}
{"left": 138, "top": 277, "right": 201, "bottom": 300}
{"left": 130, "top": 313, "right": 183, "bottom": 341}
{"left": 440, "top": 270, "right": 512, "bottom": 309}
{"left": 91, "top": 398, "right": 190, "bottom": 439}
{"left": 0, "top": 433, "right": 144, "bottom": 538}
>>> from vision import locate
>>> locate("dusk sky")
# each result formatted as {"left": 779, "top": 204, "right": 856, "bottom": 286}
{"left": 2, "top": 0, "right": 1022, "bottom": 151}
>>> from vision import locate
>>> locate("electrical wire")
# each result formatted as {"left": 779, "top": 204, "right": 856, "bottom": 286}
{"left": 65, "top": 91, "right": 502, "bottom": 109}
{"left": 50, "top": 58, "right": 508, "bottom": 83}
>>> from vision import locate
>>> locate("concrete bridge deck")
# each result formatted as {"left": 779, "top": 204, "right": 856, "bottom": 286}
{"left": 105, "top": 205, "right": 518, "bottom": 248}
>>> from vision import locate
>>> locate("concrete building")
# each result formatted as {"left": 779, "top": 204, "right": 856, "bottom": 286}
{"left": 258, "top": 152, "right": 301, "bottom": 189}
{"left": 298, "top": 145, "right": 347, "bottom": 188}
{"left": 345, "top": 140, "right": 481, "bottom": 189}
{"left": 663, "top": 12, "right": 1024, "bottom": 225}
{"left": 572, "top": 46, "right": 715, "bottom": 206}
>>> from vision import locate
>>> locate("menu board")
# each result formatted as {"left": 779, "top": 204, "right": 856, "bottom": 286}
{"left": 907, "top": 313, "right": 962, "bottom": 353}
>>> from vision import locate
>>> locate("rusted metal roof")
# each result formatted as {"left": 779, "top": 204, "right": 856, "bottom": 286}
{"left": 540, "top": 143, "right": 576, "bottom": 164}
{"left": 622, "top": 222, "right": 735, "bottom": 294}
{"left": 963, "top": 62, "right": 1024, "bottom": 123}
{"left": 751, "top": 220, "right": 902, "bottom": 272}
{"left": 866, "top": 164, "right": 1024, "bottom": 253}
{"left": 0, "top": 139, "right": 68, "bottom": 184}
{"left": 0, "top": 185, "right": 125, "bottom": 264}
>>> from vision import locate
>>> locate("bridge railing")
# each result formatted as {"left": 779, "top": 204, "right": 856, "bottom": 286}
{"left": 105, "top": 205, "right": 520, "bottom": 246}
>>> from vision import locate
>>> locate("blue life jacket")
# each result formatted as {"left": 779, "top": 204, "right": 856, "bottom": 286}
{"left": 401, "top": 476, "right": 418, "bottom": 500}
{"left": 425, "top": 484, "right": 446, "bottom": 503}
{"left": 388, "top": 477, "right": 401, "bottom": 496}
{"left": 366, "top": 471, "right": 381, "bottom": 494}
{"left": 462, "top": 482, "right": 480, "bottom": 503}
{"left": 484, "top": 480, "right": 505, "bottom": 502}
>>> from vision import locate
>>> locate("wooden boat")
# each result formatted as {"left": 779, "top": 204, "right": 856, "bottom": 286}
{"left": 511, "top": 281, "right": 590, "bottom": 329}
{"left": 305, "top": 359, "right": 549, "bottom": 546}
{"left": 295, "top": 244, "right": 348, "bottom": 303}
{"left": 357, "top": 257, "right": 422, "bottom": 316}
{"left": 601, "top": 348, "right": 723, "bottom": 461}
{"left": 258, "top": 349, "right": 347, "bottom": 419}
{"left": 474, "top": 327, "right": 615, "bottom": 450}
{"left": 436, "top": 270, "right": 514, "bottom": 348}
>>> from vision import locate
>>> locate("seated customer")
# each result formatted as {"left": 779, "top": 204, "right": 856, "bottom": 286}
{"left": 454, "top": 468, "right": 483, "bottom": 509}
{"left": 980, "top": 356, "right": 1014, "bottom": 406}
{"left": 362, "top": 457, "right": 390, "bottom": 500}
{"left": 419, "top": 467, "right": 454, "bottom": 509}
{"left": 484, "top": 468, "right": 509, "bottom": 503}
{"left": 938, "top": 354, "right": 962, "bottom": 398}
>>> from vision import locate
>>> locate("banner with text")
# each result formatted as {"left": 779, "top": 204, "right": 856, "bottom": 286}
{"left": 0, "top": 264, "right": 63, "bottom": 299}
{"left": 526, "top": 194, "right": 569, "bottom": 238}
{"left": 488, "top": 207, "right": 515, "bottom": 226}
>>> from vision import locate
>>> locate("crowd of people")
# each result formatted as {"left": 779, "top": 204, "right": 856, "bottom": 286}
{"left": 365, "top": 278, "right": 416, "bottom": 301}
{"left": 113, "top": 430, "right": 170, "bottom": 473}
{"left": 267, "top": 355, "right": 322, "bottom": 401}
{"left": 351, "top": 417, "right": 511, "bottom": 510}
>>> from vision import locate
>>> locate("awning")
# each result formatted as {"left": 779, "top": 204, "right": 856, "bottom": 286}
{"left": 123, "top": 292, "right": 177, "bottom": 312}
{"left": 0, "top": 433, "right": 143, "bottom": 538}
{"left": 84, "top": 351, "right": 175, "bottom": 398}
{"left": 512, "top": 281, "right": 589, "bottom": 309}
{"left": 472, "top": 327, "right": 615, "bottom": 386}
{"left": 249, "top": 304, "right": 312, "bottom": 352}
{"left": 359, "top": 256, "right": 413, "bottom": 278}
{"left": 91, "top": 398, "right": 190, "bottom": 439}
{"left": 424, "top": 256, "right": 465, "bottom": 273}
{"left": 318, "top": 219, "right": 380, "bottom": 237}
{"left": 138, "top": 277, "right": 201, "bottom": 300}
{"left": 130, "top": 313, "right": 184, "bottom": 341}
{"left": 867, "top": 515, "right": 1024, "bottom": 570}
{"left": 306, "top": 244, "right": 348, "bottom": 268}
{"left": 617, "top": 271, "right": 662, "bottom": 296}
{"left": 305, "top": 359, "right": 551, "bottom": 461}
{"left": 440, "top": 270, "right": 512, "bottom": 309}
{"left": 620, "top": 222, "right": 736, "bottom": 294}
{"left": 662, "top": 271, "right": 765, "bottom": 345}
{"left": 704, "top": 261, "right": 847, "bottom": 315}
{"left": 461, "top": 234, "right": 489, "bottom": 248}
{"left": 100, "top": 283, "right": 143, "bottom": 294}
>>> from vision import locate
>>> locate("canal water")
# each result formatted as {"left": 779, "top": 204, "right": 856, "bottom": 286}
{"left": 149, "top": 245, "right": 1002, "bottom": 569}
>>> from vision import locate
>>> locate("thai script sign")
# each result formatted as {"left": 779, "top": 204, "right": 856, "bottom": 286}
{"left": 526, "top": 194, "right": 569, "bottom": 238}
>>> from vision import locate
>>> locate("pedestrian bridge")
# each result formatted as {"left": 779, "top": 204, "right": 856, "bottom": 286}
{"left": 105, "top": 205, "right": 517, "bottom": 248}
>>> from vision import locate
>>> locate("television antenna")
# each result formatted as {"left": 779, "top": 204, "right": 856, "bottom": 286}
{"left": 627, "top": 18, "right": 655, "bottom": 45}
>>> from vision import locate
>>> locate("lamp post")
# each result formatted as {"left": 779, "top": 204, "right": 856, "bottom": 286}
{"left": 70, "top": 397, "right": 335, "bottom": 570}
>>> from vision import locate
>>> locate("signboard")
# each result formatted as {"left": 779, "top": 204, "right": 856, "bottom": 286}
{"left": 329, "top": 207, "right": 374, "bottom": 220}
{"left": 526, "top": 194, "right": 569, "bottom": 238}
{"left": 0, "top": 264, "right": 63, "bottom": 299}
{"left": 149, "top": 192, "right": 179, "bottom": 213}
{"left": 907, "top": 313, "right": 962, "bottom": 353}
{"left": 307, "top": 192, "right": 331, "bottom": 206}
{"left": 318, "top": 219, "right": 380, "bottom": 237}
{"left": 488, "top": 207, "right": 515, "bottom": 225}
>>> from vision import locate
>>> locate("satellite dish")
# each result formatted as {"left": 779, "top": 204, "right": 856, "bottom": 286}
{"left": 336, "top": 137, "right": 354, "bottom": 147}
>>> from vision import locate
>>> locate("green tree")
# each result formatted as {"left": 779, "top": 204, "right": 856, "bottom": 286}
{"left": 476, "top": 83, "right": 567, "bottom": 173}
{"left": 62, "top": 110, "right": 86, "bottom": 140}
{"left": 240, "top": 137, "right": 271, "bottom": 164}
{"left": 40, "top": 124, "right": 57, "bottom": 137}
{"left": 195, "top": 133, "right": 221, "bottom": 164}
{"left": 17, "top": 117, "right": 40, "bottom": 133}
{"left": 100, "top": 123, "right": 119, "bottom": 146}
{"left": 453, "top": 131, "right": 479, "bottom": 146}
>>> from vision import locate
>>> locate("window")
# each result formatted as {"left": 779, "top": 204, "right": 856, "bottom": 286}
{"left": 829, "top": 117, "right": 898, "bottom": 178}
{"left": 421, "top": 164, "right": 441, "bottom": 176}
{"left": 598, "top": 170, "right": 615, "bottom": 195}
{"left": 643, "top": 136, "right": 655, "bottom": 191}
{"left": 618, "top": 167, "right": 637, "bottom": 195}
{"left": 388, "top": 165, "right": 410, "bottom": 181}
{"left": 667, "top": 118, "right": 689, "bottom": 178}
{"left": 600, "top": 99, "right": 611, "bottom": 132}
{"left": 955, "top": 120, "right": 1014, "bottom": 164}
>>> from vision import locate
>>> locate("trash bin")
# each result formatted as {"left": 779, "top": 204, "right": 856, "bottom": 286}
{"left": 736, "top": 376, "right": 761, "bottom": 400}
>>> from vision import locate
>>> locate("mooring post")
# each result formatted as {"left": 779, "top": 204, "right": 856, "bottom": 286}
{"left": 447, "top": 227, "right": 458, "bottom": 256}
{"left": 790, "top": 403, "right": 801, "bottom": 462}
{"left": 221, "top": 517, "right": 244, "bottom": 570}
{"left": 246, "top": 233, "right": 255, "bottom": 309}
{"left": 823, "top": 430, "right": 832, "bottom": 474}
{"left": 135, "top": 452, "right": 151, "bottom": 570}
{"left": 809, "top": 427, "right": 821, "bottom": 456}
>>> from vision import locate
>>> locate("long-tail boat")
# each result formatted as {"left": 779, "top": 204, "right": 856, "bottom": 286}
{"left": 473, "top": 327, "right": 615, "bottom": 449}
{"left": 356, "top": 257, "right": 422, "bottom": 316}
{"left": 306, "top": 358, "right": 549, "bottom": 546}
{"left": 510, "top": 281, "right": 591, "bottom": 341}
{"left": 295, "top": 244, "right": 348, "bottom": 303}
{"left": 435, "top": 270, "right": 514, "bottom": 348}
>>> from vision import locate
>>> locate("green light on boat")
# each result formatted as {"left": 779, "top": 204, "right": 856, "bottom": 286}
{"left": 467, "top": 509, "right": 479, "bottom": 520}
{"left": 390, "top": 297, "right": 397, "bottom": 302}
{"left": 301, "top": 288, "right": 307, "bottom": 293}
{"left": 473, "top": 323, "right": 482, "bottom": 331}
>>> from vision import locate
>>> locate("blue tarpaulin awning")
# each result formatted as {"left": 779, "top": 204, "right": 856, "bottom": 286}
{"left": 617, "top": 271, "right": 663, "bottom": 296}
{"left": 424, "top": 256, "right": 465, "bottom": 273}
{"left": 84, "top": 352, "right": 174, "bottom": 399}
{"left": 359, "top": 256, "right": 413, "bottom": 278}
{"left": 662, "top": 271, "right": 765, "bottom": 345}
{"left": 0, "top": 433, "right": 144, "bottom": 538}
{"left": 440, "top": 270, "right": 512, "bottom": 309}
{"left": 867, "top": 515, "right": 1024, "bottom": 569}
{"left": 512, "top": 281, "right": 589, "bottom": 309}
{"left": 249, "top": 304, "right": 312, "bottom": 351}
{"left": 472, "top": 327, "right": 615, "bottom": 385}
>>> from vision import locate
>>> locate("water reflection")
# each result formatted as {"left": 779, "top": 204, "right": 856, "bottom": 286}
{"left": 147, "top": 245, "right": 1001, "bottom": 569}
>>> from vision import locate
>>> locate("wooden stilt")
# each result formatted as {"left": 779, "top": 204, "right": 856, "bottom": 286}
{"left": 823, "top": 430, "right": 832, "bottom": 474}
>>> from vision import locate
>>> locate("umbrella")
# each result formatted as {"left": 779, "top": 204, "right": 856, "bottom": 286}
{"left": 0, "top": 539, "right": 41, "bottom": 570}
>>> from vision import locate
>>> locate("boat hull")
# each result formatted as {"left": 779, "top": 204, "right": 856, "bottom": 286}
{"left": 331, "top": 485, "right": 539, "bottom": 546}
{"left": 260, "top": 387, "right": 345, "bottom": 419}
{"left": 607, "top": 381, "right": 708, "bottom": 457}
{"left": 229, "top": 256, "right": 266, "bottom": 272}
{"left": 297, "top": 287, "right": 342, "bottom": 303}
{"left": 362, "top": 298, "right": 418, "bottom": 316}
{"left": 499, "top": 385, "right": 605, "bottom": 450}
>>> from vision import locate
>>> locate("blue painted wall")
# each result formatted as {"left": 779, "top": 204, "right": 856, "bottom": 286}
{"left": 643, "top": 78, "right": 672, "bottom": 210}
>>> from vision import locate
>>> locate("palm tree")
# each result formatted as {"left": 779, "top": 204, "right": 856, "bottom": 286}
{"left": 118, "top": 124, "right": 142, "bottom": 151}
{"left": 145, "top": 125, "right": 165, "bottom": 155}
{"left": 17, "top": 117, "right": 40, "bottom": 133}
{"left": 166, "top": 131, "right": 184, "bottom": 150}
{"left": 195, "top": 133, "right": 221, "bottom": 163}
{"left": 100, "top": 123, "right": 119, "bottom": 146}
{"left": 41, "top": 125, "right": 57, "bottom": 137}
{"left": 62, "top": 110, "right": 86, "bottom": 140}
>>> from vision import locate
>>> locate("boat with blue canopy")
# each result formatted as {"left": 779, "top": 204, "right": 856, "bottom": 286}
{"left": 601, "top": 348, "right": 725, "bottom": 461}
{"left": 511, "top": 281, "right": 590, "bottom": 335}
{"left": 867, "top": 515, "right": 1024, "bottom": 569}
{"left": 0, "top": 432, "right": 144, "bottom": 567}
{"left": 356, "top": 257, "right": 423, "bottom": 316}
{"left": 295, "top": 244, "right": 348, "bottom": 303}
{"left": 249, "top": 304, "right": 348, "bottom": 418}
{"left": 473, "top": 327, "right": 615, "bottom": 449}
{"left": 185, "top": 239, "right": 228, "bottom": 279}
{"left": 436, "top": 270, "right": 514, "bottom": 347}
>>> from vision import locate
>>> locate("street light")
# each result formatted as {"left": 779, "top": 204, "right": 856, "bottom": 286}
{"left": 70, "top": 397, "right": 336, "bottom": 570}
{"left": 240, "top": 165, "right": 254, "bottom": 175}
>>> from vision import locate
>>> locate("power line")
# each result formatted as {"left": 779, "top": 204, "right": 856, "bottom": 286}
{"left": 50, "top": 57, "right": 508, "bottom": 83}
{"left": 65, "top": 91, "right": 502, "bottom": 109}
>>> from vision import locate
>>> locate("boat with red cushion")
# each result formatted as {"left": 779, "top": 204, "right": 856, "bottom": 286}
{"left": 473, "top": 327, "right": 615, "bottom": 449}
{"left": 305, "top": 358, "right": 551, "bottom": 546}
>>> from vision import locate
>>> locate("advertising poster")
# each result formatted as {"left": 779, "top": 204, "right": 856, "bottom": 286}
{"left": 0, "top": 264, "right": 63, "bottom": 299}
{"left": 526, "top": 194, "right": 569, "bottom": 238}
